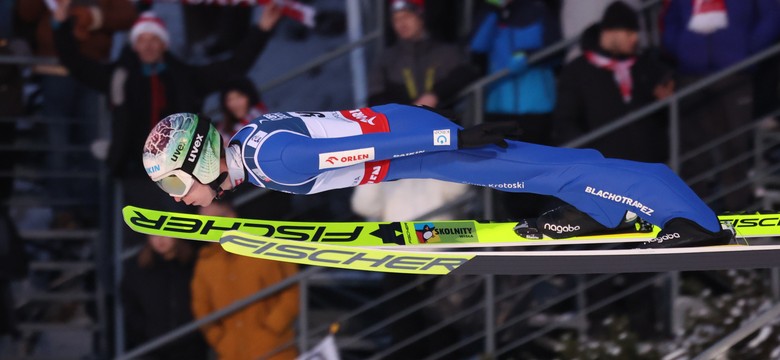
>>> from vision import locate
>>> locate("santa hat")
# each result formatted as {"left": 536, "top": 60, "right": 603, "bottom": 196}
{"left": 391, "top": 0, "right": 424, "bottom": 15}
{"left": 130, "top": 12, "right": 170, "bottom": 46}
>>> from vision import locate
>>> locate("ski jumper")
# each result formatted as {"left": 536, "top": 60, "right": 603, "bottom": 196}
{"left": 228, "top": 104, "right": 720, "bottom": 232}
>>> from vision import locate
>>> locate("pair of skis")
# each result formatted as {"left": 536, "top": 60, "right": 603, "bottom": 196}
{"left": 122, "top": 206, "right": 780, "bottom": 275}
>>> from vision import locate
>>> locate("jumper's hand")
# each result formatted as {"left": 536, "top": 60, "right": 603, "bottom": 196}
{"left": 53, "top": 0, "right": 72, "bottom": 23}
{"left": 414, "top": 93, "right": 439, "bottom": 108}
{"left": 259, "top": 1, "right": 283, "bottom": 31}
{"left": 69, "top": 6, "right": 95, "bottom": 40}
{"left": 458, "top": 122, "right": 520, "bottom": 149}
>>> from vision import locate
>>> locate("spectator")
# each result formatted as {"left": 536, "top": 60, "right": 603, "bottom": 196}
{"left": 361, "top": 0, "right": 475, "bottom": 223}
{"left": 662, "top": 0, "right": 780, "bottom": 210}
{"left": 356, "top": 0, "right": 477, "bottom": 339}
{"left": 560, "top": 0, "right": 645, "bottom": 62}
{"left": 368, "top": 0, "right": 479, "bottom": 108}
{"left": 0, "top": 3, "right": 23, "bottom": 203}
{"left": 191, "top": 201, "right": 299, "bottom": 360}
{"left": 51, "top": 1, "right": 281, "bottom": 238}
{"left": 0, "top": 210, "right": 29, "bottom": 340}
{"left": 217, "top": 77, "right": 268, "bottom": 145}
{"left": 469, "top": 0, "right": 560, "bottom": 144}
{"left": 553, "top": 1, "right": 673, "bottom": 163}
{"left": 469, "top": 0, "right": 561, "bottom": 219}
{"left": 121, "top": 235, "right": 207, "bottom": 359}
{"left": 18, "top": 0, "right": 137, "bottom": 227}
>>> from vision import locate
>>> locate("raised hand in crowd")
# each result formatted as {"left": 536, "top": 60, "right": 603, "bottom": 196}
{"left": 258, "top": 1, "right": 283, "bottom": 32}
{"left": 52, "top": 0, "right": 71, "bottom": 23}
{"left": 653, "top": 78, "right": 675, "bottom": 100}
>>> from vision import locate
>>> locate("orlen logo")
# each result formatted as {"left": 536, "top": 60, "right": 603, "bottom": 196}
{"left": 647, "top": 232, "right": 680, "bottom": 244}
{"left": 543, "top": 223, "right": 581, "bottom": 234}
{"left": 319, "top": 148, "right": 375, "bottom": 169}
{"left": 349, "top": 109, "right": 376, "bottom": 125}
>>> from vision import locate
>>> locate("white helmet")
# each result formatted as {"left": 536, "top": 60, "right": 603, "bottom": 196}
{"left": 142, "top": 113, "right": 224, "bottom": 196}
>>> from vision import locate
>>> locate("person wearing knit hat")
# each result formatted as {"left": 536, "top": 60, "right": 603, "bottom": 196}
{"left": 553, "top": 0, "right": 674, "bottom": 164}
{"left": 391, "top": 0, "right": 424, "bottom": 15}
{"left": 130, "top": 12, "right": 171, "bottom": 65}
{"left": 601, "top": 1, "right": 640, "bottom": 32}
{"left": 130, "top": 12, "right": 170, "bottom": 46}
{"left": 599, "top": 1, "right": 640, "bottom": 56}
{"left": 51, "top": 0, "right": 284, "bottom": 243}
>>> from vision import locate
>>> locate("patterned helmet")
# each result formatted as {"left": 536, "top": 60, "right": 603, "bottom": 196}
{"left": 142, "top": 113, "right": 223, "bottom": 195}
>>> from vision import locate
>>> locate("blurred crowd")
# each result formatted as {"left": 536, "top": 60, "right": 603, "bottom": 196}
{"left": 1, "top": 0, "right": 780, "bottom": 358}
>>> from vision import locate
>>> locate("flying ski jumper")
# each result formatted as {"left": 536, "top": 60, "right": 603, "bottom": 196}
{"left": 142, "top": 104, "right": 733, "bottom": 247}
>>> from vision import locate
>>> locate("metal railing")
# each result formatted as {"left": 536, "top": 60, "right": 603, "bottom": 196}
{"left": 6, "top": 0, "right": 780, "bottom": 357}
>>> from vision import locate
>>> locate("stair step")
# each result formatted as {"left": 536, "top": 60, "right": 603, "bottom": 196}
{"left": 5, "top": 197, "right": 96, "bottom": 207}
{"left": 0, "top": 169, "right": 100, "bottom": 179}
{"left": 17, "top": 322, "right": 99, "bottom": 332}
{"left": 20, "top": 229, "right": 99, "bottom": 241}
{"left": 29, "top": 262, "right": 94, "bottom": 271}
{"left": 17, "top": 292, "right": 96, "bottom": 302}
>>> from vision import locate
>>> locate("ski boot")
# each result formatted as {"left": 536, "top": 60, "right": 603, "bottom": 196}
{"left": 513, "top": 204, "right": 652, "bottom": 239}
{"left": 638, "top": 218, "right": 734, "bottom": 248}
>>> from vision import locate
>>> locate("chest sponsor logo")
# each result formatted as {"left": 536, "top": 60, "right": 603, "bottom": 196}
{"left": 433, "top": 129, "right": 450, "bottom": 146}
{"left": 348, "top": 109, "right": 376, "bottom": 125}
{"left": 365, "top": 165, "right": 383, "bottom": 184}
{"left": 319, "top": 148, "right": 375, "bottom": 169}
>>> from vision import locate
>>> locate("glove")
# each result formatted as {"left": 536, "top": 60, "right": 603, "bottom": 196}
{"left": 69, "top": 6, "right": 97, "bottom": 41}
{"left": 509, "top": 51, "right": 528, "bottom": 74}
{"left": 458, "top": 122, "right": 521, "bottom": 149}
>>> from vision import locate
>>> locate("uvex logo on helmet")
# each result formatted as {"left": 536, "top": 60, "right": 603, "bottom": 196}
{"left": 187, "top": 133, "right": 205, "bottom": 163}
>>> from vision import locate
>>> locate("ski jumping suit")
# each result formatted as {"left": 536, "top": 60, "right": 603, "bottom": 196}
{"left": 229, "top": 104, "right": 720, "bottom": 232}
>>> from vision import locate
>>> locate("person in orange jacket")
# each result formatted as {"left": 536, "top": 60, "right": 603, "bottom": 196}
{"left": 191, "top": 200, "right": 300, "bottom": 360}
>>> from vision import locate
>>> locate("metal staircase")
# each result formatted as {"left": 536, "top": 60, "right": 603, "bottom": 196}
{"left": 2, "top": 114, "right": 109, "bottom": 359}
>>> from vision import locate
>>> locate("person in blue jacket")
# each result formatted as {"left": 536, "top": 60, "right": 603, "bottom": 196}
{"left": 662, "top": 0, "right": 780, "bottom": 211}
{"left": 141, "top": 104, "right": 733, "bottom": 248}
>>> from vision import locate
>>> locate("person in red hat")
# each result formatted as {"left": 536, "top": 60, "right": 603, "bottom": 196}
{"left": 51, "top": 0, "right": 283, "bottom": 242}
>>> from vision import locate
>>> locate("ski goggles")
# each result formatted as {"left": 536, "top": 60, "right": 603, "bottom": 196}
{"left": 153, "top": 170, "right": 196, "bottom": 197}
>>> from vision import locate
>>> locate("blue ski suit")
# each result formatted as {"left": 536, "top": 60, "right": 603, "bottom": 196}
{"left": 229, "top": 104, "right": 720, "bottom": 232}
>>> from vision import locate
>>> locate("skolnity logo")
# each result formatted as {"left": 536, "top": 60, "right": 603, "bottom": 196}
{"left": 585, "top": 186, "right": 654, "bottom": 216}
{"left": 433, "top": 129, "right": 451, "bottom": 146}
{"left": 413, "top": 222, "right": 477, "bottom": 243}
{"left": 318, "top": 148, "right": 375, "bottom": 169}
